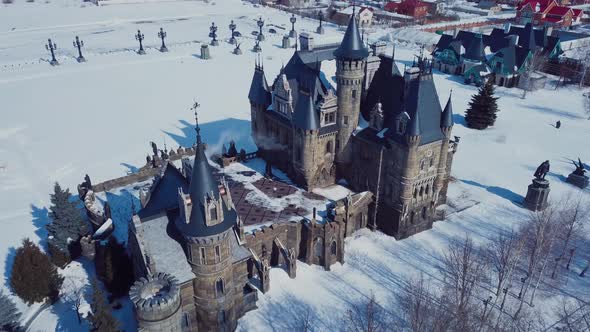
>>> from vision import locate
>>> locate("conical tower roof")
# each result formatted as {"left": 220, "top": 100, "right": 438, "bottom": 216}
{"left": 407, "top": 110, "right": 421, "bottom": 136}
{"left": 293, "top": 90, "right": 320, "bottom": 130}
{"left": 175, "top": 110, "right": 237, "bottom": 238}
{"left": 334, "top": 7, "right": 369, "bottom": 60}
{"left": 441, "top": 92, "right": 454, "bottom": 128}
{"left": 248, "top": 58, "right": 272, "bottom": 106}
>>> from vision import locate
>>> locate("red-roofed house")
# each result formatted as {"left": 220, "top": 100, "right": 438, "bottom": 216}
{"left": 384, "top": 0, "right": 429, "bottom": 18}
{"left": 516, "top": 0, "right": 583, "bottom": 27}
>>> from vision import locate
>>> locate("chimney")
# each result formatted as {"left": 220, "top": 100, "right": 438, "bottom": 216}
{"left": 453, "top": 27, "right": 460, "bottom": 38}
{"left": 370, "top": 41, "right": 387, "bottom": 56}
{"left": 508, "top": 35, "right": 518, "bottom": 46}
{"left": 504, "top": 22, "right": 511, "bottom": 34}
{"left": 299, "top": 33, "right": 314, "bottom": 51}
{"left": 311, "top": 207, "right": 317, "bottom": 223}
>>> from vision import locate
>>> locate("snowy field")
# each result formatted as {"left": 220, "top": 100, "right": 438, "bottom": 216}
{"left": 1, "top": 0, "right": 590, "bottom": 330}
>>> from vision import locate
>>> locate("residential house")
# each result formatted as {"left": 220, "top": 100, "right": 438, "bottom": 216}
{"left": 516, "top": 0, "right": 584, "bottom": 27}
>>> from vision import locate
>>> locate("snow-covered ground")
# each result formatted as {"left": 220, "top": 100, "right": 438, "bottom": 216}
{"left": 1, "top": 0, "right": 589, "bottom": 330}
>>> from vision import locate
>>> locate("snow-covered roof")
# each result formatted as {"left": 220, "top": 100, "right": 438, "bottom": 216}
{"left": 136, "top": 213, "right": 195, "bottom": 284}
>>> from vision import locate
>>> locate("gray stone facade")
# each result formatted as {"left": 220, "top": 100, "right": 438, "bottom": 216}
{"left": 248, "top": 17, "right": 457, "bottom": 240}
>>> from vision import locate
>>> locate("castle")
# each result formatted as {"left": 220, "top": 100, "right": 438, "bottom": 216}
{"left": 99, "top": 9, "right": 459, "bottom": 332}
{"left": 249, "top": 10, "right": 458, "bottom": 239}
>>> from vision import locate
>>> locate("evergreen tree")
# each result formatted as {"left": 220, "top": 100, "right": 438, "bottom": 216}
{"left": 96, "top": 238, "right": 134, "bottom": 299}
{"left": 0, "top": 290, "right": 22, "bottom": 332}
{"left": 87, "top": 279, "right": 120, "bottom": 332}
{"left": 464, "top": 78, "right": 500, "bottom": 130}
{"left": 10, "top": 238, "right": 63, "bottom": 304}
{"left": 46, "top": 182, "right": 90, "bottom": 267}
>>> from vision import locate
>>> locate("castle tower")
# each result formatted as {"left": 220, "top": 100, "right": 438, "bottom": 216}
{"left": 130, "top": 273, "right": 182, "bottom": 332}
{"left": 334, "top": 7, "right": 369, "bottom": 167}
{"left": 248, "top": 57, "right": 271, "bottom": 148}
{"left": 291, "top": 89, "right": 321, "bottom": 190}
{"left": 176, "top": 112, "right": 240, "bottom": 331}
{"left": 398, "top": 106, "right": 421, "bottom": 233}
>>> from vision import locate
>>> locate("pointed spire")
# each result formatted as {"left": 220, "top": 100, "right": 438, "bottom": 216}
{"left": 441, "top": 90, "right": 454, "bottom": 128}
{"left": 191, "top": 101, "right": 202, "bottom": 145}
{"left": 407, "top": 110, "right": 421, "bottom": 137}
{"left": 333, "top": 3, "right": 369, "bottom": 60}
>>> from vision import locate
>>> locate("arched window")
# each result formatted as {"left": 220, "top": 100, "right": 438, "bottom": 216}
{"left": 314, "top": 238, "right": 323, "bottom": 259}
{"left": 331, "top": 241, "right": 337, "bottom": 255}
{"left": 326, "top": 141, "right": 333, "bottom": 154}
{"left": 425, "top": 184, "right": 430, "bottom": 196}
{"left": 419, "top": 186, "right": 424, "bottom": 197}
{"left": 218, "top": 310, "right": 226, "bottom": 323}
{"left": 410, "top": 212, "right": 415, "bottom": 224}
{"left": 209, "top": 204, "right": 218, "bottom": 221}
{"left": 429, "top": 158, "right": 434, "bottom": 167}
{"left": 422, "top": 206, "right": 427, "bottom": 219}
{"left": 216, "top": 278, "right": 224, "bottom": 297}
{"left": 413, "top": 188, "right": 417, "bottom": 199}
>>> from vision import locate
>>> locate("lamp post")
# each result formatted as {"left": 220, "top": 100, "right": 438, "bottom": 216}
{"left": 158, "top": 27, "right": 168, "bottom": 52}
{"left": 73, "top": 36, "right": 85, "bottom": 63}
{"left": 289, "top": 13, "right": 297, "bottom": 38}
{"left": 135, "top": 30, "right": 145, "bottom": 55}
{"left": 45, "top": 38, "right": 59, "bottom": 66}
{"left": 317, "top": 11, "right": 325, "bottom": 34}
{"left": 229, "top": 20, "right": 237, "bottom": 45}
{"left": 257, "top": 17, "right": 265, "bottom": 42}
{"left": 209, "top": 22, "right": 219, "bottom": 46}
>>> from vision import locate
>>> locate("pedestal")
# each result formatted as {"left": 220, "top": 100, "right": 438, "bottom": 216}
{"left": 566, "top": 173, "right": 589, "bottom": 189}
{"left": 50, "top": 59, "right": 59, "bottom": 66}
{"left": 159, "top": 45, "right": 168, "bottom": 53}
{"left": 282, "top": 35, "right": 290, "bottom": 49}
{"left": 137, "top": 49, "right": 146, "bottom": 55}
{"left": 524, "top": 178, "right": 550, "bottom": 211}
{"left": 289, "top": 29, "right": 297, "bottom": 38}
{"left": 210, "top": 40, "right": 219, "bottom": 46}
{"left": 76, "top": 56, "right": 86, "bottom": 63}
{"left": 201, "top": 44, "right": 210, "bottom": 59}
{"left": 253, "top": 44, "right": 262, "bottom": 53}
{"left": 229, "top": 37, "right": 236, "bottom": 45}
{"left": 257, "top": 33, "right": 265, "bottom": 42}
{"left": 233, "top": 46, "right": 242, "bottom": 55}
{"left": 316, "top": 26, "right": 325, "bottom": 34}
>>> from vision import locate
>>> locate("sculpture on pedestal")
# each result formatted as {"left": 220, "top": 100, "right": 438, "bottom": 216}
{"left": 524, "top": 160, "right": 551, "bottom": 211}
{"left": 566, "top": 158, "right": 589, "bottom": 189}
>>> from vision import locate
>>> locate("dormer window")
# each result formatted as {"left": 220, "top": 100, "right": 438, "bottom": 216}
{"left": 210, "top": 203, "right": 218, "bottom": 221}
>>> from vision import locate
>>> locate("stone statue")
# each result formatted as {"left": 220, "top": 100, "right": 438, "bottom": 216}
{"left": 84, "top": 174, "right": 92, "bottom": 190}
{"left": 534, "top": 160, "right": 550, "bottom": 180}
{"left": 150, "top": 141, "right": 158, "bottom": 156}
{"left": 572, "top": 158, "right": 586, "bottom": 176}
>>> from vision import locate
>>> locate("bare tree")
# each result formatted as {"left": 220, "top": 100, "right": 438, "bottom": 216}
{"left": 554, "top": 298, "right": 590, "bottom": 331}
{"left": 515, "top": 207, "right": 557, "bottom": 317}
{"left": 521, "top": 50, "right": 547, "bottom": 99}
{"left": 346, "top": 293, "right": 387, "bottom": 332}
{"left": 550, "top": 195, "right": 589, "bottom": 279}
{"left": 62, "top": 277, "right": 86, "bottom": 325}
{"left": 575, "top": 47, "right": 590, "bottom": 89}
{"left": 397, "top": 275, "right": 453, "bottom": 332}
{"left": 438, "top": 235, "right": 484, "bottom": 331}
{"left": 484, "top": 229, "right": 520, "bottom": 296}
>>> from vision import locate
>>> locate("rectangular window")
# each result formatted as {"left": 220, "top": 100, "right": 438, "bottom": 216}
{"left": 329, "top": 113, "right": 335, "bottom": 123}
{"left": 187, "top": 245, "right": 192, "bottom": 262}
{"left": 352, "top": 90, "right": 357, "bottom": 99}
{"left": 183, "top": 313, "right": 191, "bottom": 328}
{"left": 344, "top": 116, "right": 349, "bottom": 126}
{"left": 324, "top": 114, "right": 329, "bottom": 123}
{"left": 215, "top": 245, "right": 221, "bottom": 263}
{"left": 200, "top": 247, "right": 206, "bottom": 264}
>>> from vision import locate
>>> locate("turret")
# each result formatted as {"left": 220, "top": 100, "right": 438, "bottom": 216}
{"left": 292, "top": 89, "right": 320, "bottom": 189}
{"left": 248, "top": 57, "right": 272, "bottom": 144}
{"left": 176, "top": 109, "right": 240, "bottom": 331}
{"left": 441, "top": 92, "right": 454, "bottom": 136}
{"left": 406, "top": 109, "right": 421, "bottom": 146}
{"left": 334, "top": 6, "right": 369, "bottom": 165}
